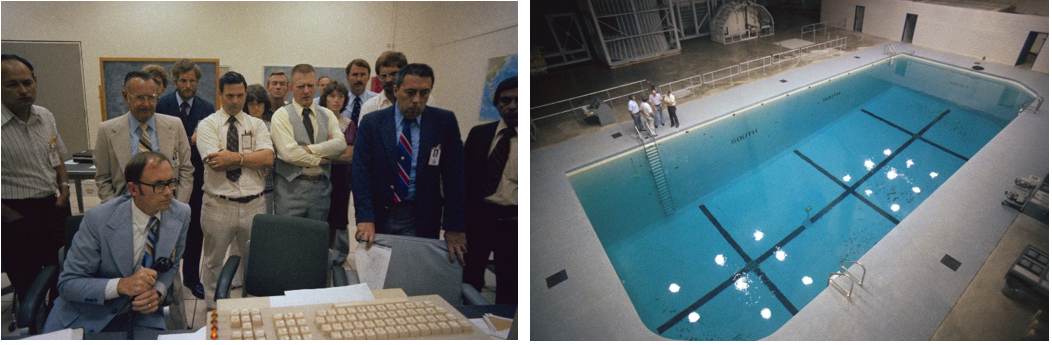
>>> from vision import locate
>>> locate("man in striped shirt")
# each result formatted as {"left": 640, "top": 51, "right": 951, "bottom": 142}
{"left": 1, "top": 54, "right": 71, "bottom": 303}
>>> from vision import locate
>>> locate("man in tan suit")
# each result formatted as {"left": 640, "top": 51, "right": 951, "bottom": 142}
{"left": 95, "top": 71, "right": 193, "bottom": 203}
{"left": 93, "top": 70, "right": 193, "bottom": 330}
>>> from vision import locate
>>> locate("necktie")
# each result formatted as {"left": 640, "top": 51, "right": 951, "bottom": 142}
{"left": 394, "top": 119, "right": 414, "bottom": 203}
{"left": 226, "top": 116, "right": 241, "bottom": 182}
{"left": 485, "top": 127, "right": 515, "bottom": 196}
{"left": 302, "top": 107, "right": 315, "bottom": 144}
{"left": 180, "top": 101, "right": 189, "bottom": 120}
{"left": 143, "top": 216, "right": 159, "bottom": 268}
{"left": 351, "top": 97, "right": 362, "bottom": 124}
{"left": 138, "top": 123, "right": 152, "bottom": 153}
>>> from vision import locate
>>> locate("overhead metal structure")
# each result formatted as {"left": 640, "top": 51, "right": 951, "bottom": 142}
{"left": 710, "top": 0, "right": 774, "bottom": 44}
{"left": 587, "top": 0, "right": 682, "bottom": 68}
{"left": 671, "top": 0, "right": 728, "bottom": 40}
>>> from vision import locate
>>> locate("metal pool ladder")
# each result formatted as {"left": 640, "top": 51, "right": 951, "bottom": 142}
{"left": 642, "top": 137, "right": 675, "bottom": 217}
{"left": 828, "top": 261, "right": 866, "bottom": 297}
{"left": 1019, "top": 96, "right": 1044, "bottom": 114}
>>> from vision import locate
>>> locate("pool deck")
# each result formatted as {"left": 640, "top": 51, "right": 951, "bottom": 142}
{"left": 529, "top": 43, "right": 1050, "bottom": 340}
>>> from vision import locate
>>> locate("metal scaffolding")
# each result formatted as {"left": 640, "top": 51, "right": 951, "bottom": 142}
{"left": 672, "top": 0, "right": 728, "bottom": 40}
{"left": 587, "top": 0, "right": 682, "bottom": 67}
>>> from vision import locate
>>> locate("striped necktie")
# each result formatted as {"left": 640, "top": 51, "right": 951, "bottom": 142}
{"left": 394, "top": 118, "right": 413, "bottom": 203}
{"left": 226, "top": 116, "right": 241, "bottom": 182}
{"left": 138, "top": 123, "right": 152, "bottom": 152}
{"left": 484, "top": 127, "right": 514, "bottom": 196}
{"left": 351, "top": 97, "right": 362, "bottom": 124}
{"left": 143, "top": 216, "right": 159, "bottom": 268}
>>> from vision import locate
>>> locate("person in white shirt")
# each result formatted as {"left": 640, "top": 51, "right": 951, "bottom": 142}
{"left": 664, "top": 89, "right": 679, "bottom": 128}
{"left": 638, "top": 94, "right": 657, "bottom": 136}
{"left": 628, "top": 95, "right": 643, "bottom": 135}
{"left": 195, "top": 71, "right": 274, "bottom": 309}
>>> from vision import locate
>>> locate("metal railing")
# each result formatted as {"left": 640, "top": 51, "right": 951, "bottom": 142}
{"left": 801, "top": 18, "right": 847, "bottom": 42}
{"left": 828, "top": 261, "right": 866, "bottom": 297}
{"left": 530, "top": 80, "right": 651, "bottom": 141}
{"left": 657, "top": 36, "right": 847, "bottom": 94}
{"left": 1019, "top": 96, "right": 1044, "bottom": 114}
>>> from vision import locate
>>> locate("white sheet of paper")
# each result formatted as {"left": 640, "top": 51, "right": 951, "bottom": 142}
{"left": 355, "top": 242, "right": 392, "bottom": 290}
{"left": 64, "top": 159, "right": 76, "bottom": 165}
{"left": 25, "top": 328, "right": 82, "bottom": 340}
{"left": 283, "top": 283, "right": 375, "bottom": 307}
{"left": 269, "top": 295, "right": 289, "bottom": 308}
{"left": 157, "top": 326, "right": 208, "bottom": 340}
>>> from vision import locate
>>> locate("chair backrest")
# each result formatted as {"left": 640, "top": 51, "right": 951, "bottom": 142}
{"left": 370, "top": 234, "right": 464, "bottom": 305}
{"left": 244, "top": 214, "right": 330, "bottom": 297}
{"left": 60, "top": 215, "right": 85, "bottom": 264}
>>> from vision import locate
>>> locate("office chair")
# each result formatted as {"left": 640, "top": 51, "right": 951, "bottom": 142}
{"left": 214, "top": 214, "right": 347, "bottom": 301}
{"left": 15, "top": 215, "right": 179, "bottom": 335}
{"left": 340, "top": 233, "right": 490, "bottom": 306}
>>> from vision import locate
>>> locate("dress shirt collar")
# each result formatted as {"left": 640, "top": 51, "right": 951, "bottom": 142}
{"left": 219, "top": 107, "right": 246, "bottom": 125}
{"left": 176, "top": 93, "right": 194, "bottom": 108}
{"left": 291, "top": 101, "right": 314, "bottom": 118}
{"left": 393, "top": 103, "right": 421, "bottom": 126}
{"left": 131, "top": 198, "right": 161, "bottom": 230}
{"left": 1, "top": 104, "right": 34, "bottom": 126}
{"left": 129, "top": 112, "right": 157, "bottom": 132}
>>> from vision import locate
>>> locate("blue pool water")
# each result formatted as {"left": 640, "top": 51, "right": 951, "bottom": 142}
{"left": 566, "top": 55, "right": 1035, "bottom": 340}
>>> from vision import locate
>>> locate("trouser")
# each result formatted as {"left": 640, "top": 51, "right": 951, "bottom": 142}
{"left": 631, "top": 113, "right": 644, "bottom": 133}
{"left": 275, "top": 175, "right": 332, "bottom": 222}
{"left": 1, "top": 196, "right": 67, "bottom": 305}
{"left": 182, "top": 153, "right": 205, "bottom": 289}
{"left": 380, "top": 201, "right": 418, "bottom": 237}
{"left": 654, "top": 104, "right": 665, "bottom": 126}
{"left": 668, "top": 105, "right": 679, "bottom": 127}
{"left": 200, "top": 193, "right": 265, "bottom": 309}
{"left": 642, "top": 115, "right": 657, "bottom": 135}
{"left": 463, "top": 204, "right": 518, "bottom": 304}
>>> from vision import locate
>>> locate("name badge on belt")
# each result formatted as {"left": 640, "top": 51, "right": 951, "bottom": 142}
{"left": 429, "top": 145, "right": 441, "bottom": 166}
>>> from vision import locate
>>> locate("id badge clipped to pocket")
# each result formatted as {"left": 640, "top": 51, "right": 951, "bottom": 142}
{"left": 47, "top": 137, "right": 61, "bottom": 168}
{"left": 428, "top": 145, "right": 441, "bottom": 166}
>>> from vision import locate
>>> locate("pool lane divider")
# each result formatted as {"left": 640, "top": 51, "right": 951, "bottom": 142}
{"left": 659, "top": 110, "right": 954, "bottom": 336}
{"left": 860, "top": 108, "right": 969, "bottom": 162}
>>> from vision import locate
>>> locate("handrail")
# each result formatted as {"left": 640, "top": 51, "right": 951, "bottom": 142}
{"left": 828, "top": 261, "right": 866, "bottom": 297}
{"left": 1019, "top": 96, "right": 1044, "bottom": 114}
{"left": 884, "top": 44, "right": 897, "bottom": 55}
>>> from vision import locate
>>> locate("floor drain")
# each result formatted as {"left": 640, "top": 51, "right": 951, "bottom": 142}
{"left": 779, "top": 79, "right": 788, "bottom": 83}
{"left": 547, "top": 269, "right": 569, "bottom": 288}
{"left": 941, "top": 254, "right": 961, "bottom": 271}
{"left": 854, "top": 56, "right": 861, "bottom": 59}
{"left": 612, "top": 132, "right": 623, "bottom": 139}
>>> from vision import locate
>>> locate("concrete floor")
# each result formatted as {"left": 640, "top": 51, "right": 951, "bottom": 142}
{"left": 530, "top": 10, "right": 1049, "bottom": 339}
{"left": 530, "top": 8, "right": 889, "bottom": 150}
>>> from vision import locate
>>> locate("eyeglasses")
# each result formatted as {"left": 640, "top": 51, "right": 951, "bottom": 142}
{"left": 137, "top": 179, "right": 179, "bottom": 193}
{"left": 378, "top": 72, "right": 397, "bottom": 80}
{"left": 129, "top": 93, "right": 158, "bottom": 103}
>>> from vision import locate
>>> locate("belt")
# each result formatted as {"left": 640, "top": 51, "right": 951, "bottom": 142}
{"left": 217, "top": 193, "right": 263, "bottom": 203}
{"left": 295, "top": 174, "right": 326, "bottom": 182}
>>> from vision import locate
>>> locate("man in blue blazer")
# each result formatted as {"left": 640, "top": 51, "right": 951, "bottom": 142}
{"left": 44, "top": 152, "right": 190, "bottom": 333}
{"left": 351, "top": 63, "right": 468, "bottom": 264}
{"left": 155, "top": 59, "right": 213, "bottom": 299}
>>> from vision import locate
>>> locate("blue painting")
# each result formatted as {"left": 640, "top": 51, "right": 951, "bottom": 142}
{"left": 479, "top": 54, "right": 518, "bottom": 121}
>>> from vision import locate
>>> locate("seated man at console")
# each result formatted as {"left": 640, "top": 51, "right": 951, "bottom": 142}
{"left": 43, "top": 152, "right": 191, "bottom": 333}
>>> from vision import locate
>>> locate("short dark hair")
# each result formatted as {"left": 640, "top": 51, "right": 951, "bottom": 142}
{"left": 125, "top": 151, "right": 170, "bottom": 186}
{"left": 124, "top": 71, "right": 156, "bottom": 91}
{"left": 290, "top": 64, "right": 315, "bottom": 78}
{"left": 318, "top": 81, "right": 350, "bottom": 114}
{"left": 244, "top": 84, "right": 272, "bottom": 114}
{"left": 267, "top": 71, "right": 288, "bottom": 84}
{"left": 142, "top": 65, "right": 169, "bottom": 90}
{"left": 171, "top": 59, "right": 202, "bottom": 80}
{"left": 2, "top": 54, "right": 35, "bottom": 76}
{"left": 493, "top": 76, "right": 517, "bottom": 107}
{"left": 374, "top": 51, "right": 407, "bottom": 75}
{"left": 395, "top": 63, "right": 435, "bottom": 88}
{"left": 345, "top": 59, "right": 371, "bottom": 76}
{"left": 218, "top": 71, "right": 247, "bottom": 93}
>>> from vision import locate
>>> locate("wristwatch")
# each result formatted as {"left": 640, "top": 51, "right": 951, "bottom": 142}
{"left": 59, "top": 182, "right": 69, "bottom": 188}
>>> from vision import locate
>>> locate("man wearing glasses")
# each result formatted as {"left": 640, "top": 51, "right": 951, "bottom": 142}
{"left": 358, "top": 51, "right": 435, "bottom": 124}
{"left": 195, "top": 71, "right": 273, "bottom": 310}
{"left": 94, "top": 71, "right": 193, "bottom": 329}
{"left": 44, "top": 152, "right": 191, "bottom": 334}
{"left": 156, "top": 59, "right": 215, "bottom": 302}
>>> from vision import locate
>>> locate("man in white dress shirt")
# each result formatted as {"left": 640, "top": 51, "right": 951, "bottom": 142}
{"left": 358, "top": 51, "right": 434, "bottom": 122}
{"left": 195, "top": 71, "right": 274, "bottom": 309}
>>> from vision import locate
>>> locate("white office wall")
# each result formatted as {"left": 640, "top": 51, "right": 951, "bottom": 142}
{"left": 822, "top": 0, "right": 1048, "bottom": 69}
{"left": 1, "top": 1, "right": 517, "bottom": 145}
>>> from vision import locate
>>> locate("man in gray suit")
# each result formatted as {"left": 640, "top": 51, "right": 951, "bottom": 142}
{"left": 92, "top": 71, "right": 192, "bottom": 329}
{"left": 43, "top": 152, "right": 190, "bottom": 334}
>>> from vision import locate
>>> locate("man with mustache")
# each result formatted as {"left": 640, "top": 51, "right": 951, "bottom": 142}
{"left": 1, "top": 54, "right": 71, "bottom": 308}
{"left": 351, "top": 63, "right": 467, "bottom": 266}
{"left": 358, "top": 51, "right": 435, "bottom": 124}
{"left": 341, "top": 58, "right": 378, "bottom": 125}
{"left": 43, "top": 152, "right": 190, "bottom": 334}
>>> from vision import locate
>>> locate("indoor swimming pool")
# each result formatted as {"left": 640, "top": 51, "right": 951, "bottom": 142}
{"left": 566, "top": 55, "right": 1037, "bottom": 340}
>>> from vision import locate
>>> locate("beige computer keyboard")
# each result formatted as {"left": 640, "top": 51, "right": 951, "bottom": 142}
{"left": 210, "top": 293, "right": 489, "bottom": 340}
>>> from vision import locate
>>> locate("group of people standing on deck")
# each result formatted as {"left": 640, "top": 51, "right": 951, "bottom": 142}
{"left": 628, "top": 87, "right": 680, "bottom": 138}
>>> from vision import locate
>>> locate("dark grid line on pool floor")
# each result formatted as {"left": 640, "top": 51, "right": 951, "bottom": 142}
{"left": 860, "top": 108, "right": 970, "bottom": 162}
{"left": 656, "top": 109, "right": 953, "bottom": 335}
{"left": 794, "top": 150, "right": 900, "bottom": 225}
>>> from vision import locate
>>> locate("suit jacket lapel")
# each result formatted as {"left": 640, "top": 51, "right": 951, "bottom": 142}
{"left": 113, "top": 113, "right": 132, "bottom": 172}
{"left": 416, "top": 108, "right": 437, "bottom": 173}
{"left": 154, "top": 208, "right": 180, "bottom": 262}
{"left": 105, "top": 199, "right": 135, "bottom": 277}
{"left": 379, "top": 109, "right": 399, "bottom": 173}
